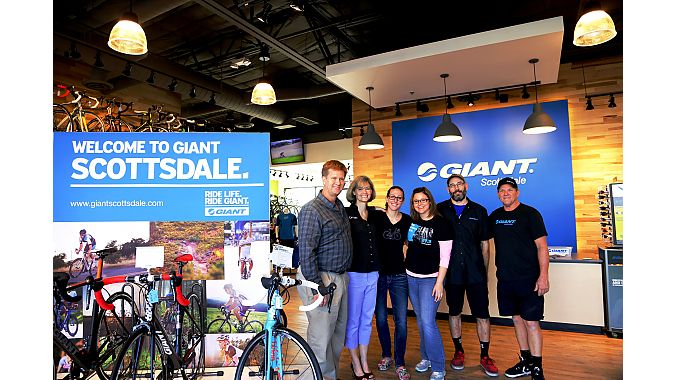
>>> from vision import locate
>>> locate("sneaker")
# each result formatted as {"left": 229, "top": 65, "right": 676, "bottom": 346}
{"left": 415, "top": 359, "right": 431, "bottom": 373}
{"left": 396, "top": 366, "right": 411, "bottom": 380}
{"left": 450, "top": 350, "right": 465, "bottom": 370}
{"left": 504, "top": 355, "right": 531, "bottom": 378}
{"left": 430, "top": 370, "right": 446, "bottom": 380}
{"left": 480, "top": 356, "right": 499, "bottom": 377}
{"left": 378, "top": 357, "right": 393, "bottom": 371}
{"left": 530, "top": 365, "right": 545, "bottom": 380}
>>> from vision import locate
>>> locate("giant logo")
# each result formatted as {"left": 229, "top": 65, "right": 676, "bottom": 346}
{"left": 416, "top": 158, "right": 538, "bottom": 182}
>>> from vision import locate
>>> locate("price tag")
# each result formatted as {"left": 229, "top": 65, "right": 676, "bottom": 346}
{"left": 148, "top": 289, "right": 159, "bottom": 304}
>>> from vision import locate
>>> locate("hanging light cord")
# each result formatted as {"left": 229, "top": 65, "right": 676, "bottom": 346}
{"left": 443, "top": 75, "right": 448, "bottom": 114}
{"left": 582, "top": 63, "right": 589, "bottom": 97}
{"left": 532, "top": 62, "right": 539, "bottom": 102}
{"left": 368, "top": 88, "right": 372, "bottom": 122}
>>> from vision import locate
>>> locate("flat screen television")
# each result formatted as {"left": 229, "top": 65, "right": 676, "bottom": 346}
{"left": 608, "top": 182, "right": 623, "bottom": 246}
{"left": 270, "top": 137, "right": 305, "bottom": 165}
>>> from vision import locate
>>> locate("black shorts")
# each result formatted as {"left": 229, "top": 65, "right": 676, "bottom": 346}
{"left": 445, "top": 282, "right": 490, "bottom": 319}
{"left": 497, "top": 278, "right": 544, "bottom": 321}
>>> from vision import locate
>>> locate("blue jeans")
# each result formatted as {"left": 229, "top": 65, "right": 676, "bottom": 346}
{"left": 407, "top": 275, "right": 445, "bottom": 372}
{"left": 375, "top": 273, "right": 409, "bottom": 367}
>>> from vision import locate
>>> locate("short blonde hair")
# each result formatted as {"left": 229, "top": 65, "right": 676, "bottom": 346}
{"left": 346, "top": 175, "right": 376, "bottom": 204}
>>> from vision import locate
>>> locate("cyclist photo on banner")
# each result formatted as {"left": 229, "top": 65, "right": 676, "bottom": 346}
{"left": 78, "top": 228, "right": 96, "bottom": 261}
{"left": 204, "top": 280, "right": 267, "bottom": 334}
{"left": 204, "top": 333, "right": 254, "bottom": 369}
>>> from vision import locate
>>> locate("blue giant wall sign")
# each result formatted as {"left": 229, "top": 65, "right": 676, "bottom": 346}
{"left": 392, "top": 100, "right": 577, "bottom": 249}
{"left": 54, "top": 132, "right": 270, "bottom": 222}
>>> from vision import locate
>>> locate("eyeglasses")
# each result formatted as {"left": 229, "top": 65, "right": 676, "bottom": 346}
{"left": 357, "top": 186, "right": 371, "bottom": 191}
{"left": 412, "top": 198, "right": 430, "bottom": 205}
{"left": 448, "top": 182, "right": 464, "bottom": 189}
{"left": 387, "top": 195, "right": 404, "bottom": 202}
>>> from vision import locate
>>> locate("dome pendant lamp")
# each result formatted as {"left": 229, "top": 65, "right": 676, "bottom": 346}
{"left": 433, "top": 73, "right": 462, "bottom": 142}
{"left": 108, "top": 0, "right": 148, "bottom": 55}
{"left": 251, "top": 54, "right": 276, "bottom": 105}
{"left": 523, "top": 58, "right": 557, "bottom": 134}
{"left": 573, "top": 1, "right": 617, "bottom": 47}
{"left": 358, "top": 86, "right": 384, "bottom": 150}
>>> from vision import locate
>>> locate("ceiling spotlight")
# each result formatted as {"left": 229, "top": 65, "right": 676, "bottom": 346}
{"left": 68, "top": 42, "right": 81, "bottom": 60}
{"left": 416, "top": 100, "right": 429, "bottom": 113}
{"left": 168, "top": 78, "right": 178, "bottom": 91}
{"left": 225, "top": 110, "right": 235, "bottom": 122}
{"left": 122, "top": 62, "right": 133, "bottom": 76}
{"left": 146, "top": 70, "right": 155, "bottom": 84}
{"left": 286, "top": 173, "right": 290, "bottom": 178}
{"left": 256, "top": 2, "right": 272, "bottom": 23}
{"left": 296, "top": 174, "right": 300, "bottom": 180}
{"left": 586, "top": 96, "right": 595, "bottom": 110}
{"left": 446, "top": 96, "right": 454, "bottom": 109}
{"left": 466, "top": 93, "right": 476, "bottom": 107}
{"left": 395, "top": 103, "right": 402, "bottom": 117}
{"left": 189, "top": 85, "right": 197, "bottom": 98}
{"left": 209, "top": 92, "right": 216, "bottom": 105}
{"left": 495, "top": 90, "right": 509, "bottom": 103}
{"left": 94, "top": 51, "right": 104, "bottom": 68}
{"left": 310, "top": 176, "right": 314, "bottom": 181}
{"left": 434, "top": 74, "right": 462, "bottom": 143}
{"left": 290, "top": 0, "right": 304, "bottom": 11}
{"left": 521, "top": 85, "right": 530, "bottom": 99}
{"left": 608, "top": 94, "right": 616, "bottom": 108}
{"left": 259, "top": 45, "right": 270, "bottom": 62}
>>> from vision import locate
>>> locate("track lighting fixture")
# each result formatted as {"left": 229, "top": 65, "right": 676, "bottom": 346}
{"left": 416, "top": 100, "right": 429, "bottom": 113}
{"left": 395, "top": 103, "right": 402, "bottom": 117}
{"left": 189, "top": 85, "right": 197, "bottom": 98}
{"left": 290, "top": 0, "right": 304, "bottom": 11}
{"left": 122, "top": 62, "right": 133, "bottom": 76}
{"left": 259, "top": 45, "right": 270, "bottom": 62}
{"left": 523, "top": 58, "right": 557, "bottom": 134}
{"left": 495, "top": 90, "right": 509, "bottom": 103}
{"left": 256, "top": 2, "right": 272, "bottom": 23}
{"left": 586, "top": 97, "right": 595, "bottom": 110}
{"left": 434, "top": 74, "right": 462, "bottom": 143}
{"left": 466, "top": 93, "right": 476, "bottom": 107}
{"left": 108, "top": 0, "right": 148, "bottom": 55}
{"left": 68, "top": 42, "right": 81, "bottom": 60}
{"left": 521, "top": 85, "right": 530, "bottom": 99}
{"left": 168, "top": 78, "right": 178, "bottom": 91}
{"left": 94, "top": 51, "right": 104, "bottom": 68}
{"left": 573, "top": 0, "right": 617, "bottom": 47}
{"left": 358, "top": 86, "right": 385, "bottom": 150}
{"left": 209, "top": 92, "right": 216, "bottom": 105}
{"left": 146, "top": 70, "right": 155, "bottom": 84}
{"left": 608, "top": 94, "right": 616, "bottom": 108}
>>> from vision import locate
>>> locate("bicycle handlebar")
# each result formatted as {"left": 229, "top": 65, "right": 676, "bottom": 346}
{"left": 260, "top": 274, "right": 336, "bottom": 312}
{"left": 91, "top": 272, "right": 190, "bottom": 311}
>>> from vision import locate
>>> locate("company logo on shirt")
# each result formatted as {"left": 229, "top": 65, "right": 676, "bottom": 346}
{"left": 408, "top": 223, "right": 433, "bottom": 245}
{"left": 495, "top": 219, "right": 516, "bottom": 226}
{"left": 383, "top": 227, "right": 402, "bottom": 240}
{"left": 416, "top": 158, "right": 538, "bottom": 182}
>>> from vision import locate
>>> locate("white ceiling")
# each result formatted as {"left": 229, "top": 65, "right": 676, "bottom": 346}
{"left": 326, "top": 17, "right": 564, "bottom": 109}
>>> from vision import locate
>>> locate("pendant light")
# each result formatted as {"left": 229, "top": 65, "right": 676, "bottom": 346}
{"left": 433, "top": 74, "right": 462, "bottom": 142}
{"left": 573, "top": 1, "right": 617, "bottom": 47}
{"left": 358, "top": 86, "right": 384, "bottom": 150}
{"left": 523, "top": 58, "right": 557, "bottom": 135}
{"left": 108, "top": 0, "right": 148, "bottom": 55}
{"left": 251, "top": 50, "right": 276, "bottom": 105}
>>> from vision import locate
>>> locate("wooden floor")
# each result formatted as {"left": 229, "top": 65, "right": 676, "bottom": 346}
{"left": 283, "top": 290, "right": 623, "bottom": 380}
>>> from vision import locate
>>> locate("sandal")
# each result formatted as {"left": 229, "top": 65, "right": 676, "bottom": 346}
{"left": 377, "top": 357, "right": 393, "bottom": 371}
{"left": 363, "top": 372, "right": 375, "bottom": 380}
{"left": 351, "top": 363, "right": 366, "bottom": 380}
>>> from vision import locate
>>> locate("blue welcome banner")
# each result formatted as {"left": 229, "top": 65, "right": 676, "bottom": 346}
{"left": 54, "top": 132, "right": 270, "bottom": 222}
{"left": 392, "top": 100, "right": 577, "bottom": 250}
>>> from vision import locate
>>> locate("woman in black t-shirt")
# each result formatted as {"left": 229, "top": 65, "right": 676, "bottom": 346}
{"left": 405, "top": 187, "right": 453, "bottom": 379}
{"left": 374, "top": 186, "right": 412, "bottom": 379}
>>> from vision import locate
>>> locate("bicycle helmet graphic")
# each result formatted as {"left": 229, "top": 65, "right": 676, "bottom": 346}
{"left": 216, "top": 334, "right": 229, "bottom": 341}
{"left": 79, "top": 229, "right": 87, "bottom": 235}
{"left": 68, "top": 291, "right": 77, "bottom": 298}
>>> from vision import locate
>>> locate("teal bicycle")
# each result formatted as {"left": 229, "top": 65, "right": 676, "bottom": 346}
{"left": 235, "top": 269, "right": 336, "bottom": 380}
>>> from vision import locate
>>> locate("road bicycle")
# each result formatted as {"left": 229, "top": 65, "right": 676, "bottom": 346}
{"left": 69, "top": 249, "right": 98, "bottom": 279}
{"left": 54, "top": 295, "right": 80, "bottom": 338}
{"left": 53, "top": 86, "right": 105, "bottom": 132}
{"left": 98, "top": 98, "right": 136, "bottom": 132}
{"left": 130, "top": 104, "right": 175, "bottom": 132}
{"left": 53, "top": 246, "right": 139, "bottom": 380}
{"left": 235, "top": 269, "right": 336, "bottom": 380}
{"left": 206, "top": 304, "right": 264, "bottom": 334}
{"left": 98, "top": 259, "right": 216, "bottom": 379}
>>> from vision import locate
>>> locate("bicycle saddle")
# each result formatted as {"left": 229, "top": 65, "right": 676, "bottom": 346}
{"left": 175, "top": 254, "right": 193, "bottom": 262}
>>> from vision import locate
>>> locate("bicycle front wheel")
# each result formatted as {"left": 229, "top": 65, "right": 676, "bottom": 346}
{"left": 94, "top": 291, "right": 139, "bottom": 380}
{"left": 111, "top": 325, "right": 169, "bottom": 380}
{"left": 69, "top": 258, "right": 85, "bottom": 278}
{"left": 181, "top": 293, "right": 205, "bottom": 380}
{"left": 206, "top": 318, "right": 232, "bottom": 334}
{"left": 235, "top": 327, "right": 321, "bottom": 380}
{"left": 242, "top": 320, "right": 264, "bottom": 334}
{"left": 53, "top": 104, "right": 73, "bottom": 132}
{"left": 65, "top": 313, "right": 78, "bottom": 337}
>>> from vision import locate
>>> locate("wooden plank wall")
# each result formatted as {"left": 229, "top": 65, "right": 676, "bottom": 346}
{"left": 351, "top": 58, "right": 623, "bottom": 258}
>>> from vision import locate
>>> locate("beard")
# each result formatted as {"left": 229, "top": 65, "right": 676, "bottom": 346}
{"left": 451, "top": 190, "right": 466, "bottom": 202}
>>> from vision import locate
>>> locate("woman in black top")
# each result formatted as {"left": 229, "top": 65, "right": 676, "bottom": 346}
{"left": 344, "top": 175, "right": 382, "bottom": 379}
{"left": 374, "top": 186, "right": 413, "bottom": 380}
